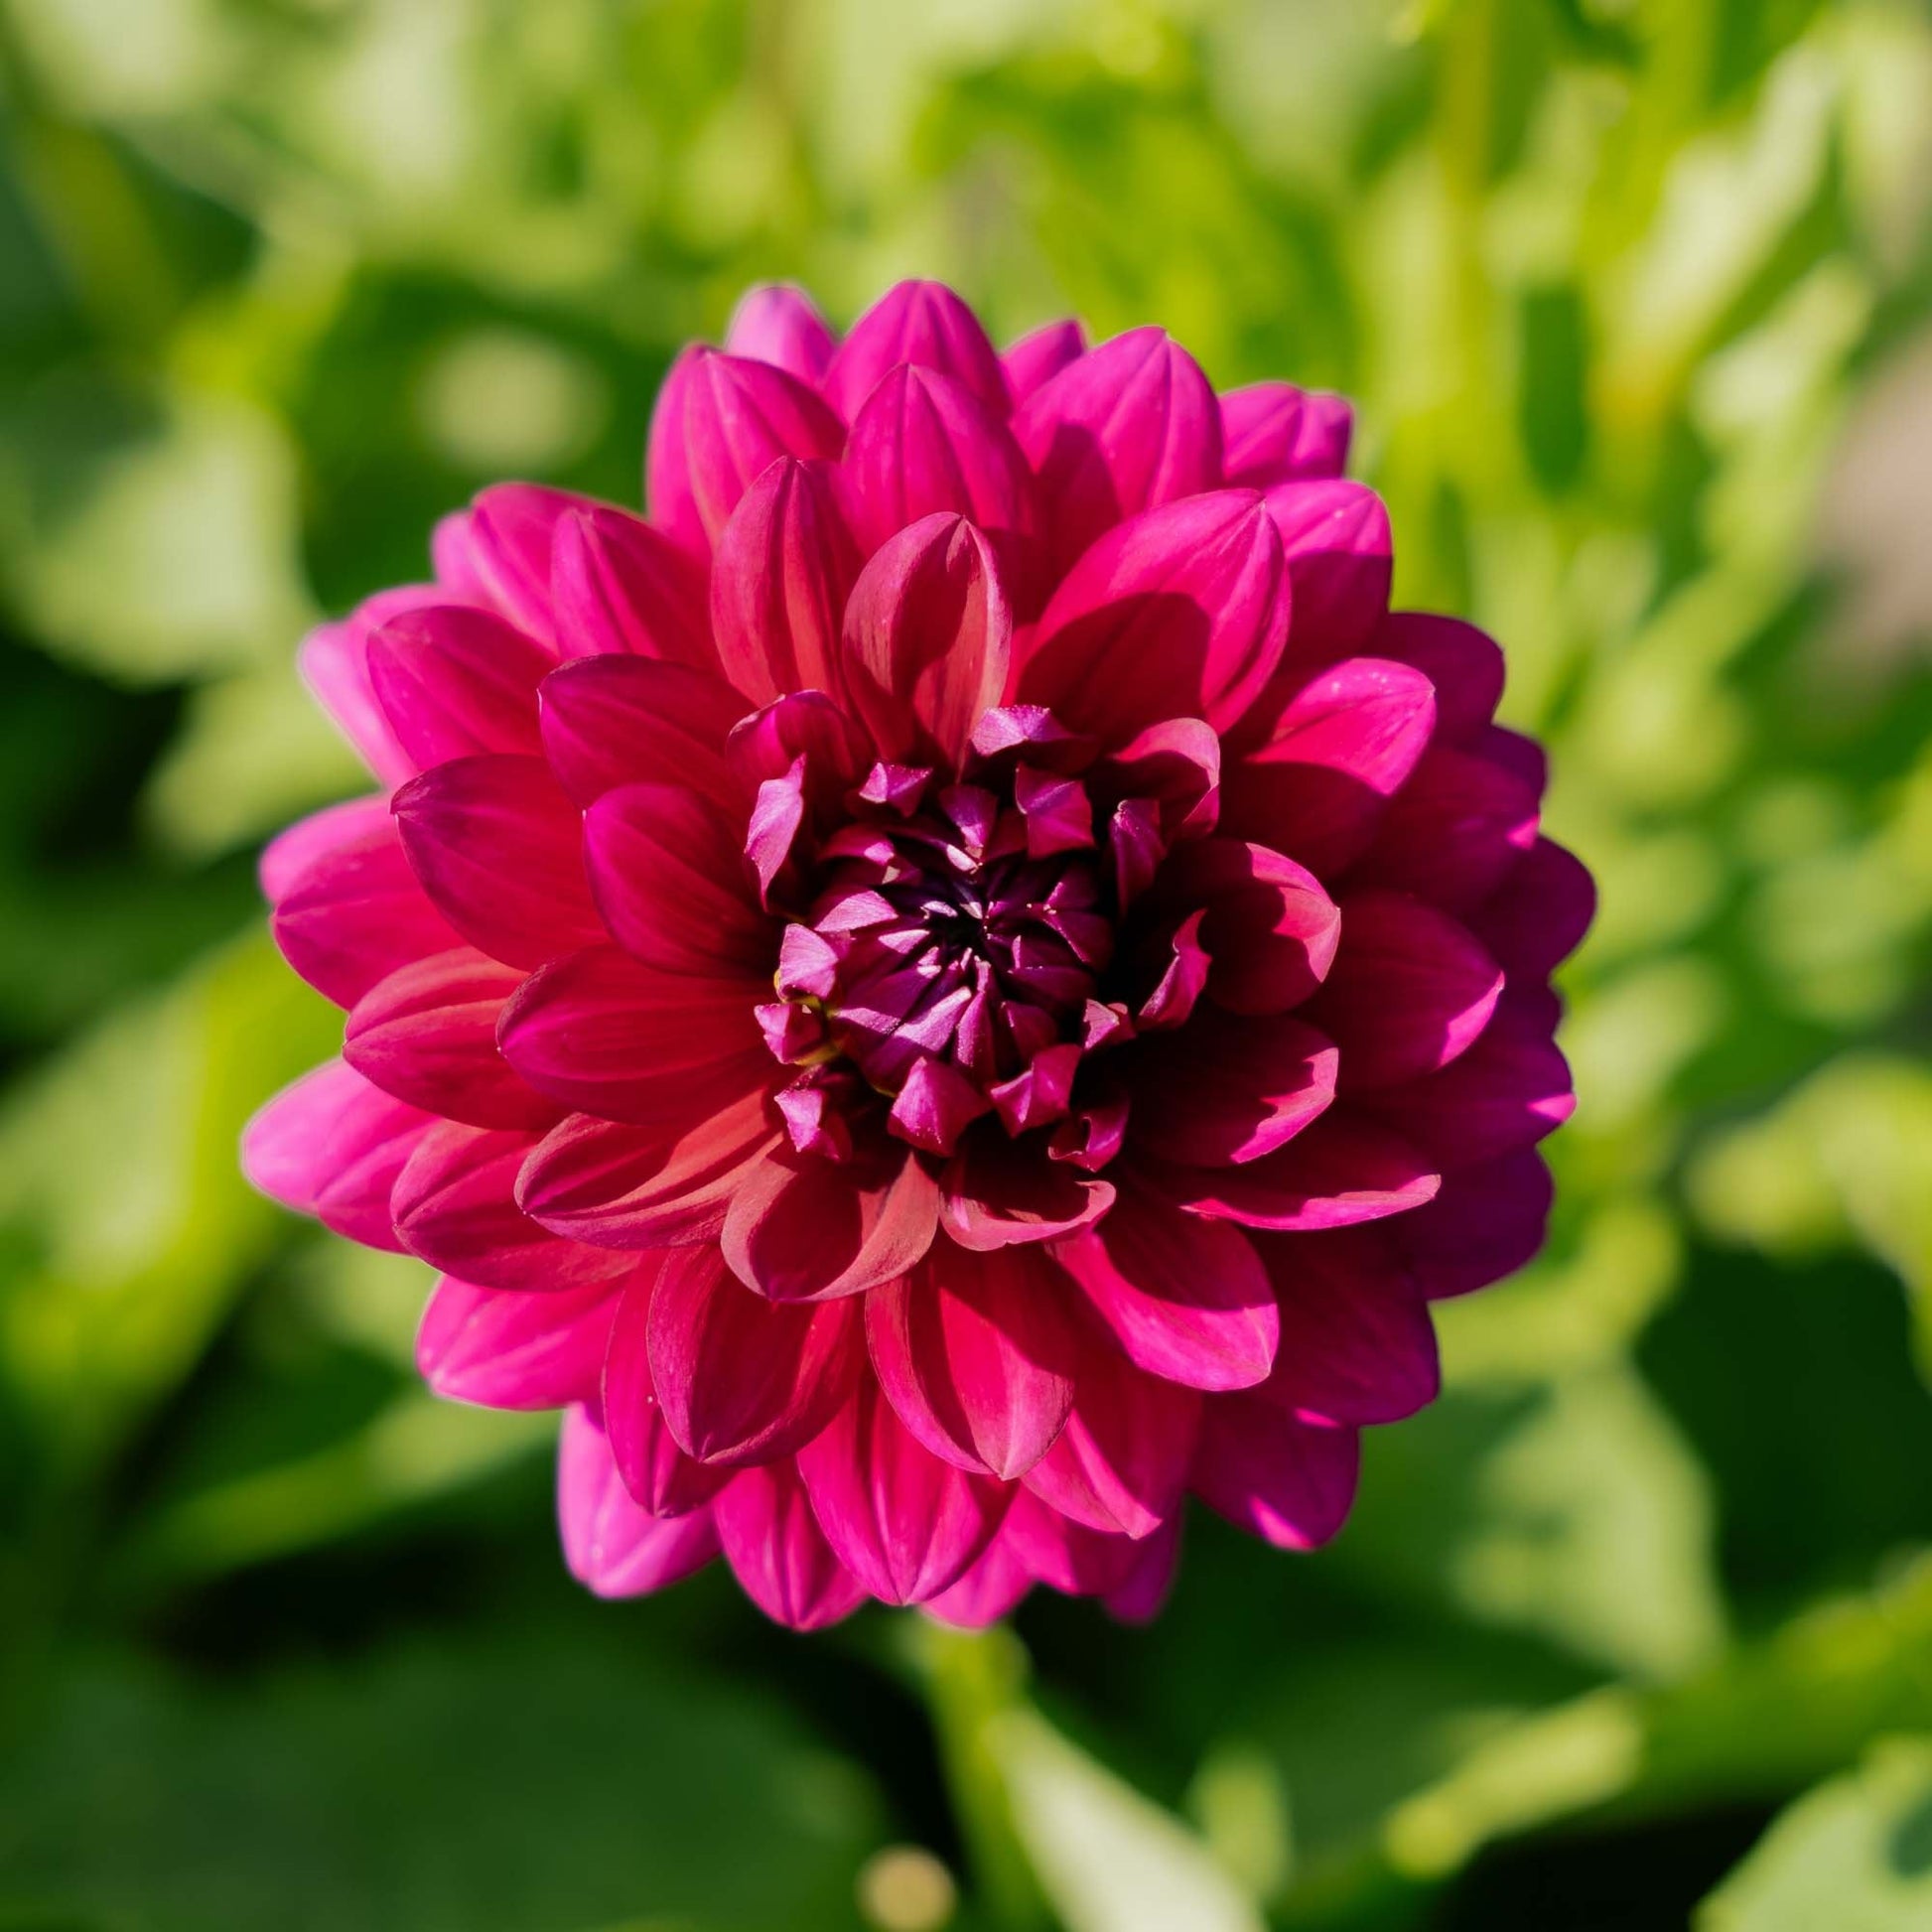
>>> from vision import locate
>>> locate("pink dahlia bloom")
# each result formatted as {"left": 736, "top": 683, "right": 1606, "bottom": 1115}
{"left": 245, "top": 281, "right": 1590, "bottom": 1630}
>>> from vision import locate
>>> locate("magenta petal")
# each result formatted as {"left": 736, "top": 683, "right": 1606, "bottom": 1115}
{"left": 1016, "top": 492, "right": 1287, "bottom": 745}
{"left": 1002, "top": 318, "right": 1086, "bottom": 404}
{"left": 260, "top": 794, "right": 391, "bottom": 905}
{"left": 1221, "top": 381, "right": 1354, "bottom": 485}
{"left": 644, "top": 345, "right": 708, "bottom": 555}
{"left": 345, "top": 948, "right": 556, "bottom": 1131}
{"left": 299, "top": 601, "right": 424, "bottom": 788}
{"left": 537, "top": 655, "right": 743, "bottom": 806}
{"left": 1022, "top": 1344, "right": 1199, "bottom": 1540}
{"left": 938, "top": 1133, "right": 1116, "bottom": 1250}
{"left": 1349, "top": 745, "right": 1541, "bottom": 912}
{"left": 1014, "top": 328, "right": 1222, "bottom": 574}
{"left": 1303, "top": 890, "right": 1503, "bottom": 1092}
{"left": 418, "top": 1275, "right": 620, "bottom": 1410}
{"left": 646, "top": 1242, "right": 862, "bottom": 1465}
{"left": 442, "top": 483, "right": 599, "bottom": 649}
{"left": 721, "top": 1146, "right": 940, "bottom": 1302}
{"left": 922, "top": 1528, "right": 1035, "bottom": 1626}
{"left": 1056, "top": 1191, "right": 1279, "bottom": 1391}
{"left": 797, "top": 1381, "right": 1009, "bottom": 1604}
{"left": 392, "top": 754, "right": 602, "bottom": 970}
{"left": 1254, "top": 1229, "right": 1440, "bottom": 1424}
{"left": 1191, "top": 1399, "right": 1359, "bottom": 1549}
{"left": 1261, "top": 481, "right": 1392, "bottom": 664}
{"left": 1468, "top": 836, "right": 1595, "bottom": 980}
{"left": 601, "top": 1268, "right": 735, "bottom": 1514}
{"left": 824, "top": 278, "right": 1011, "bottom": 421}
{"left": 1131, "top": 1009, "right": 1338, "bottom": 1168}
{"left": 1164, "top": 1111, "right": 1441, "bottom": 1231}
{"left": 498, "top": 946, "right": 769, "bottom": 1129}
{"left": 676, "top": 349, "right": 846, "bottom": 544}
{"left": 1001, "top": 1488, "right": 1144, "bottom": 1596}
{"left": 583, "top": 782, "right": 769, "bottom": 975}
{"left": 713, "top": 1459, "right": 869, "bottom": 1629}
{"left": 1222, "top": 656, "right": 1436, "bottom": 875}
{"left": 1103, "top": 1511, "right": 1183, "bottom": 1623}
{"left": 841, "top": 513, "right": 1012, "bottom": 767}
{"left": 365, "top": 604, "right": 549, "bottom": 768}
{"left": 517, "top": 1092, "right": 779, "bottom": 1250}
{"left": 1369, "top": 613, "right": 1504, "bottom": 745}
{"left": 1389, "top": 1148, "right": 1554, "bottom": 1299}
{"left": 866, "top": 1246, "right": 1080, "bottom": 1479}
{"left": 1153, "top": 838, "right": 1342, "bottom": 1015}
{"left": 709, "top": 458, "right": 859, "bottom": 706}
{"left": 557, "top": 1404, "right": 720, "bottom": 1597}
{"left": 549, "top": 504, "right": 714, "bottom": 667}
{"left": 725, "top": 282, "right": 838, "bottom": 383}
{"left": 241, "top": 1059, "right": 431, "bottom": 1253}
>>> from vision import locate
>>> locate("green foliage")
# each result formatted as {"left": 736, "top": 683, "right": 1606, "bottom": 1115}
{"left": 3, "top": 0, "right": 1932, "bottom": 1926}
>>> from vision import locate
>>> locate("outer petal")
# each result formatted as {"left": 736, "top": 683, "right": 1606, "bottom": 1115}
{"left": 299, "top": 594, "right": 433, "bottom": 787}
{"left": 1368, "top": 614, "right": 1504, "bottom": 745}
{"left": 796, "top": 1381, "right": 1009, "bottom": 1604}
{"left": 549, "top": 504, "right": 713, "bottom": 667}
{"left": 646, "top": 1242, "right": 862, "bottom": 1465}
{"left": 345, "top": 948, "right": 556, "bottom": 1131}
{"left": 1001, "top": 1487, "right": 1145, "bottom": 1596}
{"left": 670, "top": 349, "right": 845, "bottom": 545}
{"left": 1388, "top": 1148, "right": 1554, "bottom": 1299}
{"left": 824, "top": 278, "right": 1010, "bottom": 421}
{"left": 644, "top": 345, "right": 708, "bottom": 554}
{"left": 1349, "top": 745, "right": 1540, "bottom": 912}
{"left": 1221, "top": 381, "right": 1353, "bottom": 484}
{"left": 537, "top": 655, "right": 742, "bottom": 807}
{"left": 714, "top": 1460, "right": 868, "bottom": 1629}
{"left": 417, "top": 1275, "right": 620, "bottom": 1410}
{"left": 1467, "top": 836, "right": 1595, "bottom": 980}
{"left": 866, "top": 1245, "right": 1081, "bottom": 1479}
{"left": 1103, "top": 1512, "right": 1183, "bottom": 1623}
{"left": 1055, "top": 1190, "right": 1279, "bottom": 1391}
{"left": 1165, "top": 1110, "right": 1441, "bottom": 1231}
{"left": 1016, "top": 492, "right": 1287, "bottom": 746}
{"left": 1151, "top": 838, "right": 1341, "bottom": 1015}
{"left": 725, "top": 282, "right": 837, "bottom": 383}
{"left": 601, "top": 1266, "right": 735, "bottom": 1514}
{"left": 437, "top": 483, "right": 597, "bottom": 650}
{"left": 1130, "top": 1009, "right": 1338, "bottom": 1168}
{"left": 260, "top": 794, "right": 391, "bottom": 905}
{"left": 1001, "top": 318, "right": 1086, "bottom": 404}
{"left": 1190, "top": 1399, "right": 1359, "bottom": 1549}
{"left": 391, "top": 755, "right": 602, "bottom": 970}
{"left": 365, "top": 605, "right": 548, "bottom": 768}
{"left": 922, "top": 1527, "right": 1035, "bottom": 1627}
{"left": 1260, "top": 482, "right": 1392, "bottom": 665}
{"left": 557, "top": 1404, "right": 720, "bottom": 1597}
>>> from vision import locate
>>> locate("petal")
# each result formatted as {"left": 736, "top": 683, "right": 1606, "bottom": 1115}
{"left": 298, "top": 589, "right": 440, "bottom": 787}
{"left": 1014, "top": 328, "right": 1221, "bottom": 574}
{"left": 840, "top": 513, "right": 1012, "bottom": 767}
{"left": 345, "top": 947, "right": 556, "bottom": 1130}
{"left": 644, "top": 345, "right": 709, "bottom": 555}
{"left": 365, "top": 604, "right": 549, "bottom": 768}
{"left": 1221, "top": 381, "right": 1353, "bottom": 484}
{"left": 1056, "top": 1190, "right": 1279, "bottom": 1391}
{"left": 417, "top": 1274, "right": 621, "bottom": 1410}
{"left": 260, "top": 794, "right": 391, "bottom": 905}
{"left": 709, "top": 457, "right": 860, "bottom": 706}
{"left": 1190, "top": 1400, "right": 1359, "bottom": 1549}
{"left": 1221, "top": 656, "right": 1436, "bottom": 875}
{"left": 721, "top": 1144, "right": 940, "bottom": 1302}
{"left": 1001, "top": 318, "right": 1086, "bottom": 404}
{"left": 517, "top": 1091, "right": 779, "bottom": 1250}
{"left": 557, "top": 1404, "right": 720, "bottom": 1597}
{"left": 1152, "top": 838, "right": 1342, "bottom": 1015}
{"left": 1001, "top": 1487, "right": 1145, "bottom": 1596}
{"left": 1164, "top": 1110, "right": 1441, "bottom": 1231}
{"left": 392, "top": 754, "right": 602, "bottom": 970}
{"left": 601, "top": 1266, "right": 736, "bottom": 1514}
{"left": 939, "top": 1133, "right": 1116, "bottom": 1250}
{"left": 866, "top": 1245, "right": 1081, "bottom": 1479}
{"left": 270, "top": 814, "right": 463, "bottom": 1009}
{"left": 713, "top": 1459, "right": 869, "bottom": 1629}
{"left": 824, "top": 278, "right": 1010, "bottom": 421}
{"left": 646, "top": 1242, "right": 862, "bottom": 1464}
{"left": 796, "top": 1380, "right": 1009, "bottom": 1604}
{"left": 1103, "top": 1511, "right": 1183, "bottom": 1623}
{"left": 241, "top": 1059, "right": 431, "bottom": 1253}
{"left": 583, "top": 782, "right": 769, "bottom": 975}
{"left": 1368, "top": 613, "right": 1504, "bottom": 746}
{"left": 724, "top": 282, "right": 837, "bottom": 383}
{"left": 549, "top": 503, "right": 714, "bottom": 667}
{"left": 922, "top": 1526, "right": 1035, "bottom": 1626}
{"left": 1016, "top": 491, "right": 1287, "bottom": 745}
{"left": 1349, "top": 745, "right": 1540, "bottom": 912}
{"left": 537, "top": 654, "right": 743, "bottom": 806}
{"left": 1254, "top": 483, "right": 1394, "bottom": 678}
{"left": 1130, "top": 1009, "right": 1338, "bottom": 1168}
{"left": 437, "top": 483, "right": 597, "bottom": 649}
{"left": 1467, "top": 836, "right": 1594, "bottom": 980}
{"left": 1388, "top": 1148, "right": 1554, "bottom": 1299}
{"left": 1302, "top": 890, "right": 1503, "bottom": 1092}
{"left": 677, "top": 349, "right": 846, "bottom": 543}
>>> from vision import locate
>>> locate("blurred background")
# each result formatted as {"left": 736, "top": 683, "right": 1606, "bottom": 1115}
{"left": 3, "top": 0, "right": 1932, "bottom": 1926}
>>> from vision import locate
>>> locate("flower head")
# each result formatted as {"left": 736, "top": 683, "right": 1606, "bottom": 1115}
{"left": 246, "top": 281, "right": 1591, "bottom": 1628}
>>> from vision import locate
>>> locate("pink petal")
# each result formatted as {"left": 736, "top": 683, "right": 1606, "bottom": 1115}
{"left": 1348, "top": 745, "right": 1541, "bottom": 912}
{"left": 646, "top": 1242, "right": 862, "bottom": 1465}
{"left": 299, "top": 589, "right": 445, "bottom": 786}
{"left": 1056, "top": 1190, "right": 1279, "bottom": 1391}
{"left": 725, "top": 282, "right": 837, "bottom": 383}
{"left": 1467, "top": 836, "right": 1594, "bottom": 980}
{"left": 1163, "top": 1110, "right": 1441, "bottom": 1231}
{"left": 1259, "top": 481, "right": 1393, "bottom": 667}
{"left": 644, "top": 345, "right": 709, "bottom": 556}
{"left": 796, "top": 1380, "right": 1009, "bottom": 1604}
{"left": 922, "top": 1527, "right": 1035, "bottom": 1626}
{"left": 721, "top": 1145, "right": 940, "bottom": 1302}
{"left": 1221, "top": 381, "right": 1354, "bottom": 484}
{"left": 824, "top": 279, "right": 1010, "bottom": 422}
{"left": 840, "top": 513, "right": 1012, "bottom": 767}
{"left": 537, "top": 654, "right": 743, "bottom": 806}
{"left": 391, "top": 755, "right": 603, "bottom": 970}
{"left": 1191, "top": 1399, "right": 1359, "bottom": 1549}
{"left": 939, "top": 1133, "right": 1116, "bottom": 1249}
{"left": 1001, "top": 1487, "right": 1145, "bottom": 1596}
{"left": 392, "top": 1121, "right": 634, "bottom": 1292}
{"left": 365, "top": 604, "right": 549, "bottom": 768}
{"left": 241, "top": 1059, "right": 431, "bottom": 1253}
{"left": 1130, "top": 1009, "right": 1337, "bottom": 1168}
{"left": 601, "top": 1267, "right": 736, "bottom": 1514}
{"left": 1369, "top": 613, "right": 1504, "bottom": 745}
{"left": 557, "top": 1404, "right": 720, "bottom": 1597}
{"left": 1302, "top": 890, "right": 1503, "bottom": 1092}
{"left": 1152, "top": 838, "right": 1341, "bottom": 1015}
{"left": 259, "top": 794, "right": 391, "bottom": 905}
{"left": 497, "top": 946, "right": 769, "bottom": 1129}
{"left": 713, "top": 1460, "right": 869, "bottom": 1629}
{"left": 1016, "top": 492, "right": 1287, "bottom": 746}
{"left": 1221, "top": 656, "right": 1436, "bottom": 875}
{"left": 345, "top": 947, "right": 556, "bottom": 1131}
{"left": 549, "top": 503, "right": 713, "bottom": 667}
{"left": 1001, "top": 318, "right": 1086, "bottom": 404}
{"left": 517, "top": 1091, "right": 779, "bottom": 1250}
{"left": 675, "top": 348, "right": 846, "bottom": 545}
{"left": 271, "top": 815, "right": 463, "bottom": 1009}
{"left": 866, "top": 1245, "right": 1081, "bottom": 1479}
{"left": 437, "top": 483, "right": 598, "bottom": 649}
{"left": 1014, "top": 328, "right": 1221, "bottom": 574}
{"left": 709, "top": 458, "right": 859, "bottom": 705}
{"left": 418, "top": 1274, "right": 621, "bottom": 1410}
{"left": 1390, "top": 1148, "right": 1554, "bottom": 1299}
{"left": 1103, "top": 1512, "right": 1182, "bottom": 1623}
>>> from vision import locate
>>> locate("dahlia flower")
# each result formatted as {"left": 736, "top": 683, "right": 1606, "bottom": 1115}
{"left": 245, "top": 281, "right": 1589, "bottom": 1629}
